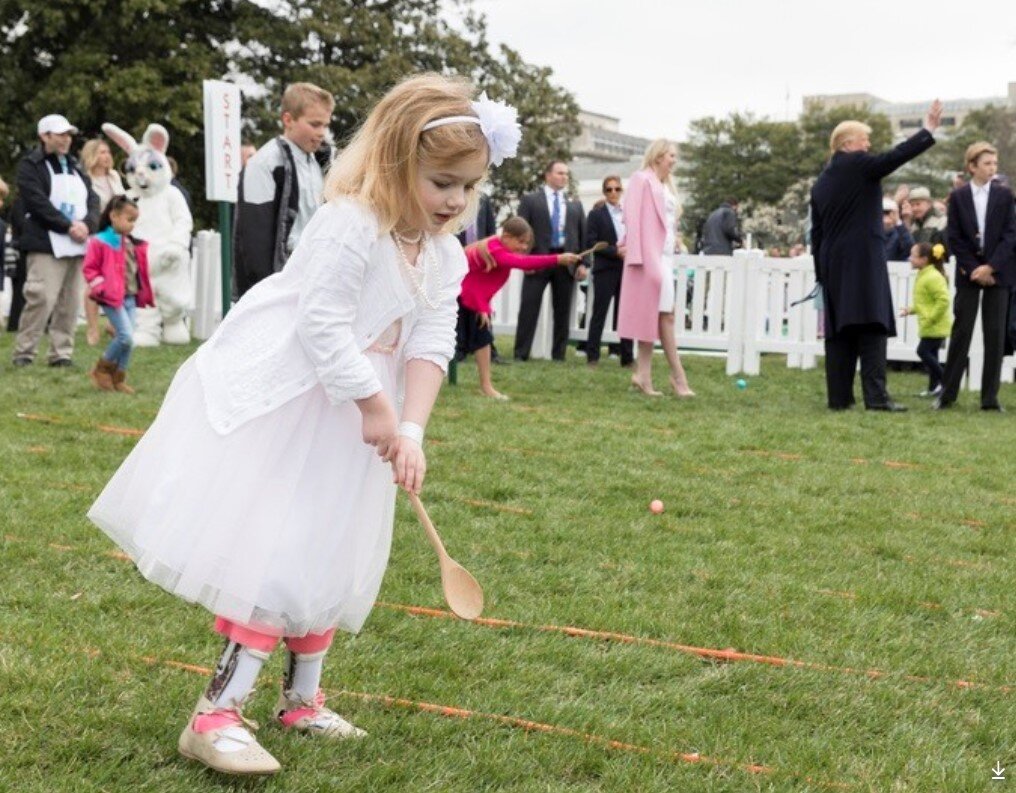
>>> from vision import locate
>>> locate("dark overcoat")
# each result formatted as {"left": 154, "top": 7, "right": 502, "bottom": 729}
{"left": 810, "top": 129, "right": 935, "bottom": 337}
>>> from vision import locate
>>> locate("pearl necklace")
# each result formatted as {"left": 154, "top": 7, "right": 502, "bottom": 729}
{"left": 393, "top": 228, "right": 424, "bottom": 245}
{"left": 391, "top": 232, "right": 442, "bottom": 310}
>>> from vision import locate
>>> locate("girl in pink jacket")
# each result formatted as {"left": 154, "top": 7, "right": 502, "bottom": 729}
{"left": 460, "top": 216, "right": 579, "bottom": 399}
{"left": 82, "top": 195, "right": 154, "bottom": 393}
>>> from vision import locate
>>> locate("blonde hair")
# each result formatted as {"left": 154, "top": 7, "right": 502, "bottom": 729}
{"left": 81, "top": 138, "right": 111, "bottom": 175}
{"left": 965, "top": 140, "right": 997, "bottom": 170}
{"left": 0, "top": 176, "right": 8, "bottom": 198}
{"left": 323, "top": 73, "right": 489, "bottom": 233}
{"left": 281, "top": 82, "right": 335, "bottom": 119}
{"left": 641, "top": 138, "right": 677, "bottom": 195}
{"left": 830, "top": 121, "right": 871, "bottom": 154}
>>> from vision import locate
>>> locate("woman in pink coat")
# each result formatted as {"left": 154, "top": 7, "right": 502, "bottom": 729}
{"left": 616, "top": 139, "right": 694, "bottom": 397}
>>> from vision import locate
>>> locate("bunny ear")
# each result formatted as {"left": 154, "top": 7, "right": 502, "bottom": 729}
{"left": 101, "top": 123, "right": 137, "bottom": 154}
{"left": 142, "top": 124, "right": 170, "bottom": 153}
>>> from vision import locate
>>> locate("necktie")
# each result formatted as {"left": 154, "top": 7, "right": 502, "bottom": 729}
{"left": 551, "top": 191, "right": 563, "bottom": 248}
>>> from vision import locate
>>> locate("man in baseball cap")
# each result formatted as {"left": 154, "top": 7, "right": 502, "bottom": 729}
{"left": 36, "top": 114, "right": 79, "bottom": 136}
{"left": 11, "top": 114, "right": 98, "bottom": 367}
{"left": 908, "top": 185, "right": 946, "bottom": 247}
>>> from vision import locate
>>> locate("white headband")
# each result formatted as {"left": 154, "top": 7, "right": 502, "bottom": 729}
{"left": 421, "top": 93, "right": 522, "bottom": 168}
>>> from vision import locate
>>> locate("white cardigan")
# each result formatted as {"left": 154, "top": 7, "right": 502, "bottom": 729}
{"left": 195, "top": 199, "right": 467, "bottom": 434}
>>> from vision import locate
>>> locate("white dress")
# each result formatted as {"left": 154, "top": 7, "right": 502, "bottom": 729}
{"left": 658, "top": 188, "right": 679, "bottom": 313}
{"left": 88, "top": 201, "right": 466, "bottom": 639}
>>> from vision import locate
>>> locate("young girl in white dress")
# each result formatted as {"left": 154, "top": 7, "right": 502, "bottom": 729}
{"left": 88, "top": 73, "right": 520, "bottom": 776}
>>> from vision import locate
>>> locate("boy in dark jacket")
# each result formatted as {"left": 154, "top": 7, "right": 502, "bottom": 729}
{"left": 233, "top": 83, "right": 334, "bottom": 297}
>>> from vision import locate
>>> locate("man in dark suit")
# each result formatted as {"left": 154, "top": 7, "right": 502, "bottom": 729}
{"left": 934, "top": 142, "right": 1016, "bottom": 411}
{"left": 810, "top": 100, "right": 941, "bottom": 411}
{"left": 701, "top": 198, "right": 742, "bottom": 255}
{"left": 584, "top": 175, "right": 633, "bottom": 367}
{"left": 514, "top": 160, "right": 587, "bottom": 361}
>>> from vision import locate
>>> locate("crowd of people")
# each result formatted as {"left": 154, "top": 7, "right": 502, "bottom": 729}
{"left": 3, "top": 86, "right": 1014, "bottom": 412}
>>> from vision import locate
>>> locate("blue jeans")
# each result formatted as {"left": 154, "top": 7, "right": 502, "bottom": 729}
{"left": 100, "top": 295, "right": 137, "bottom": 370}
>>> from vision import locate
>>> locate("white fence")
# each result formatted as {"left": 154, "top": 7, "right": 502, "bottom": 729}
{"left": 0, "top": 231, "right": 224, "bottom": 341}
{"left": 490, "top": 250, "right": 1015, "bottom": 392}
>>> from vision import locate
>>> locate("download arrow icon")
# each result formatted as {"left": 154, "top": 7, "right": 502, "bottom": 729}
{"left": 992, "top": 761, "right": 1006, "bottom": 780}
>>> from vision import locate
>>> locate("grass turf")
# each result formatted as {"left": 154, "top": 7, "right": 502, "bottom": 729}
{"left": 0, "top": 331, "right": 1012, "bottom": 792}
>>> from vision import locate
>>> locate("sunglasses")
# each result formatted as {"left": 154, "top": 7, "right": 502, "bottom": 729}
{"left": 604, "top": 186, "right": 623, "bottom": 193}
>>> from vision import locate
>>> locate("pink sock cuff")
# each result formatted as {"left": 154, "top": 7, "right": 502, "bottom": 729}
{"left": 283, "top": 628, "right": 336, "bottom": 654}
{"left": 213, "top": 616, "right": 281, "bottom": 654}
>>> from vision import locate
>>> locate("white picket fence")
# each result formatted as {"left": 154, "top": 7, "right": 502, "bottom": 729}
{"left": 490, "top": 250, "right": 1015, "bottom": 392}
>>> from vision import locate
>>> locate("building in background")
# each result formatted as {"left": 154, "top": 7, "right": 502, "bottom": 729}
{"left": 803, "top": 81, "right": 1016, "bottom": 139}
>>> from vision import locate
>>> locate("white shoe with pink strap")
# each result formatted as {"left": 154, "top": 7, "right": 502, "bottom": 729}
{"left": 276, "top": 688, "right": 367, "bottom": 739}
{"left": 178, "top": 695, "right": 281, "bottom": 775}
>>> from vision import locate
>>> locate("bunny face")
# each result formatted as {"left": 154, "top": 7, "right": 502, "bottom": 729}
{"left": 101, "top": 122, "right": 174, "bottom": 199}
{"left": 124, "top": 147, "right": 172, "bottom": 197}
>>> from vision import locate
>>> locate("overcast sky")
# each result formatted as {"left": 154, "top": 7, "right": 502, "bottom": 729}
{"left": 470, "top": 0, "right": 1016, "bottom": 140}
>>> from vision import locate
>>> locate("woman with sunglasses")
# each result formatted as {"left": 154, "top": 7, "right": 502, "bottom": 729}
{"left": 584, "top": 176, "right": 633, "bottom": 367}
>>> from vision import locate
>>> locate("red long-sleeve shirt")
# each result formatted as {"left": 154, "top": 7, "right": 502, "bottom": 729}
{"left": 459, "top": 236, "right": 559, "bottom": 314}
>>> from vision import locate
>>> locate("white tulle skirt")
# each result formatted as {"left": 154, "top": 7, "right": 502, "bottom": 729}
{"left": 658, "top": 254, "right": 676, "bottom": 313}
{"left": 88, "top": 350, "right": 399, "bottom": 638}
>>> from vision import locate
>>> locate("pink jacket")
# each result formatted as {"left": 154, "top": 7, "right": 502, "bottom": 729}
{"left": 460, "top": 236, "right": 559, "bottom": 314}
{"left": 82, "top": 228, "right": 155, "bottom": 309}
{"left": 617, "top": 168, "right": 667, "bottom": 342}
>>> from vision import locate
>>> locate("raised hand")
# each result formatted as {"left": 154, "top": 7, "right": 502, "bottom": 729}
{"left": 924, "top": 99, "right": 943, "bottom": 132}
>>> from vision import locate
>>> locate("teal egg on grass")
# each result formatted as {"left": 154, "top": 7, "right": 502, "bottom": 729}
{"left": 736, "top": 378, "right": 748, "bottom": 390}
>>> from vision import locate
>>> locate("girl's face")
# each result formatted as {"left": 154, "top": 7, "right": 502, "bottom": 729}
{"left": 908, "top": 245, "right": 927, "bottom": 270}
{"left": 502, "top": 233, "right": 533, "bottom": 254}
{"left": 111, "top": 205, "right": 139, "bottom": 235}
{"left": 412, "top": 151, "right": 488, "bottom": 234}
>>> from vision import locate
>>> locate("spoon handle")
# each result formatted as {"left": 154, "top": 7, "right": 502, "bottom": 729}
{"left": 406, "top": 491, "right": 448, "bottom": 559}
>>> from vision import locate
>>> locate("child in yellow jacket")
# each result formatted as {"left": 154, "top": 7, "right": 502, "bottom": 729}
{"left": 900, "top": 242, "right": 952, "bottom": 396}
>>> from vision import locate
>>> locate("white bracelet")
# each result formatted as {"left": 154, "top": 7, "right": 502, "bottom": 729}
{"left": 398, "top": 421, "right": 424, "bottom": 445}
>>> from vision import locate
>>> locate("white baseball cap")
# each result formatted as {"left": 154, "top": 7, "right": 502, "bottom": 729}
{"left": 882, "top": 197, "right": 898, "bottom": 213}
{"left": 37, "top": 114, "right": 78, "bottom": 136}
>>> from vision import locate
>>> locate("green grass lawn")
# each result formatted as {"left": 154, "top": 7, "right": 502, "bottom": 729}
{"left": 1, "top": 331, "right": 1012, "bottom": 792}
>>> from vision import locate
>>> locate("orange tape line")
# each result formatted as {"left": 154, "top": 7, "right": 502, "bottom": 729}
{"left": 335, "top": 690, "right": 796, "bottom": 780}
{"left": 17, "top": 411, "right": 144, "bottom": 437}
{"left": 377, "top": 603, "right": 1012, "bottom": 694}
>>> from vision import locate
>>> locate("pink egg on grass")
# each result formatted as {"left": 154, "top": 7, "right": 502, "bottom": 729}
{"left": 649, "top": 499, "right": 664, "bottom": 514}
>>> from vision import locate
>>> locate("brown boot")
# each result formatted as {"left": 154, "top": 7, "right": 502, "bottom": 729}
{"left": 89, "top": 358, "right": 117, "bottom": 392}
{"left": 112, "top": 368, "right": 135, "bottom": 395}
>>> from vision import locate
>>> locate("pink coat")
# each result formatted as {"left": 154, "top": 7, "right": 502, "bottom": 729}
{"left": 82, "top": 229, "right": 155, "bottom": 309}
{"left": 617, "top": 168, "right": 667, "bottom": 342}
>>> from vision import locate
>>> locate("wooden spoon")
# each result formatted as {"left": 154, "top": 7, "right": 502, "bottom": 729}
{"left": 406, "top": 492, "right": 484, "bottom": 620}
{"left": 575, "top": 241, "right": 608, "bottom": 258}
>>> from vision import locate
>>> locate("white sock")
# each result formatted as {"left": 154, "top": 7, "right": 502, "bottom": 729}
{"left": 205, "top": 641, "right": 270, "bottom": 710}
{"left": 283, "top": 649, "right": 326, "bottom": 704}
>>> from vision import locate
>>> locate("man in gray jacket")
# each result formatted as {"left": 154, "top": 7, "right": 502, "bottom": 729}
{"left": 701, "top": 199, "right": 742, "bottom": 255}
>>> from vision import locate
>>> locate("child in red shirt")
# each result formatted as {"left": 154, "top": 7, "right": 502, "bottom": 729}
{"left": 459, "top": 216, "right": 580, "bottom": 399}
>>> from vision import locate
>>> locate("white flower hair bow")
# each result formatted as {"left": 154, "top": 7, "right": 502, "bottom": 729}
{"left": 421, "top": 92, "right": 522, "bottom": 168}
{"left": 472, "top": 92, "right": 521, "bottom": 167}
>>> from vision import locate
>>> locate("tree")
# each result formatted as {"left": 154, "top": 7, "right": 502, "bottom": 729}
{"left": 235, "top": 1, "right": 579, "bottom": 211}
{"left": 678, "top": 114, "right": 806, "bottom": 239}
{"left": 0, "top": 0, "right": 580, "bottom": 228}
{"left": 0, "top": 0, "right": 242, "bottom": 227}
